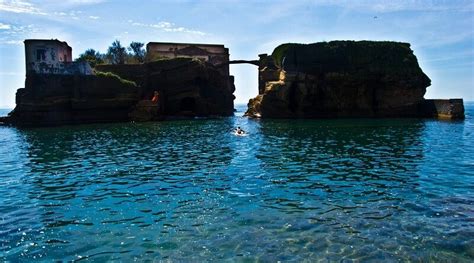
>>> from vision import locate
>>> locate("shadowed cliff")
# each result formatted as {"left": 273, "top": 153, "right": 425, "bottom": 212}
{"left": 247, "top": 41, "right": 464, "bottom": 119}
{"left": 2, "top": 58, "right": 235, "bottom": 126}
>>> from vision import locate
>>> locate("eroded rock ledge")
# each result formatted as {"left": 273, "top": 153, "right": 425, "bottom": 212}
{"left": 1, "top": 58, "right": 235, "bottom": 126}
{"left": 246, "top": 41, "right": 464, "bottom": 119}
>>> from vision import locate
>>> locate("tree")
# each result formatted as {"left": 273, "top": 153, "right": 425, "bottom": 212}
{"left": 75, "top": 49, "right": 104, "bottom": 67}
{"left": 128, "top": 42, "right": 145, "bottom": 63}
{"left": 106, "top": 40, "right": 127, "bottom": 64}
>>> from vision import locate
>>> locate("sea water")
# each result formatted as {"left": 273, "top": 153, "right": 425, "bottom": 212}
{"left": 0, "top": 104, "right": 473, "bottom": 261}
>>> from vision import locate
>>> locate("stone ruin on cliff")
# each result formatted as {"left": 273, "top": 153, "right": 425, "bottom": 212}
{"left": 1, "top": 39, "right": 235, "bottom": 126}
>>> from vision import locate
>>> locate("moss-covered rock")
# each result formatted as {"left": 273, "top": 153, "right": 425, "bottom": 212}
{"left": 272, "top": 41, "right": 422, "bottom": 74}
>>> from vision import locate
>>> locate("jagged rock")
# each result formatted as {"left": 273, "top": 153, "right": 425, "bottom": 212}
{"left": 246, "top": 41, "right": 463, "bottom": 119}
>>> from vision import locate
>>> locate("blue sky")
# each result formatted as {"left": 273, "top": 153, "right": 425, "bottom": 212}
{"left": 0, "top": 0, "right": 473, "bottom": 108}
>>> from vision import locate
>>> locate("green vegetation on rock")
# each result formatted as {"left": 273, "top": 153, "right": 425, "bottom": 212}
{"left": 271, "top": 43, "right": 304, "bottom": 68}
{"left": 246, "top": 40, "right": 435, "bottom": 119}
{"left": 145, "top": 54, "right": 206, "bottom": 65}
{"left": 106, "top": 40, "right": 127, "bottom": 65}
{"left": 76, "top": 40, "right": 147, "bottom": 66}
{"left": 95, "top": 71, "right": 137, "bottom": 87}
{"left": 146, "top": 57, "right": 206, "bottom": 69}
{"left": 75, "top": 49, "right": 104, "bottom": 68}
{"left": 128, "top": 42, "right": 146, "bottom": 63}
{"left": 271, "top": 41, "right": 421, "bottom": 74}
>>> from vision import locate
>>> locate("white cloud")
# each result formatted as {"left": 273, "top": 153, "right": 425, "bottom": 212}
{"left": 131, "top": 21, "right": 206, "bottom": 36}
{"left": 0, "top": 0, "right": 46, "bottom": 15}
{"left": 0, "top": 22, "right": 11, "bottom": 29}
{"left": 1, "top": 40, "right": 22, "bottom": 44}
{"left": 89, "top": 15, "right": 99, "bottom": 19}
{"left": 0, "top": 23, "right": 36, "bottom": 35}
{"left": 68, "top": 10, "right": 80, "bottom": 19}
{"left": 0, "top": 0, "right": 103, "bottom": 16}
{"left": 0, "top": 23, "right": 37, "bottom": 46}
{"left": 52, "top": 10, "right": 85, "bottom": 20}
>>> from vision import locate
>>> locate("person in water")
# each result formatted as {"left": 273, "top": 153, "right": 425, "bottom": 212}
{"left": 235, "top": 126, "right": 245, "bottom": 135}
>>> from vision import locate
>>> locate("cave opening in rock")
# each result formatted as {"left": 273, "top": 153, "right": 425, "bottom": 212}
{"left": 180, "top": 97, "right": 196, "bottom": 112}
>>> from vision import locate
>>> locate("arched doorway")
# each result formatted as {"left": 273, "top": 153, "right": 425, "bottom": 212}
{"left": 180, "top": 97, "right": 196, "bottom": 112}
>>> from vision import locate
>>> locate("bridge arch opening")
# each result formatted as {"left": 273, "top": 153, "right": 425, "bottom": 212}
{"left": 229, "top": 63, "right": 259, "bottom": 114}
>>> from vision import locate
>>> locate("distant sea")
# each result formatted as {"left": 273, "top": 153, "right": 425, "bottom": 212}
{"left": 0, "top": 103, "right": 473, "bottom": 261}
{"left": 0, "top": 108, "right": 12, "bottom": 117}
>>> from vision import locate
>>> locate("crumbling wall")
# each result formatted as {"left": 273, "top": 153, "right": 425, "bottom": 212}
{"left": 25, "top": 40, "right": 73, "bottom": 74}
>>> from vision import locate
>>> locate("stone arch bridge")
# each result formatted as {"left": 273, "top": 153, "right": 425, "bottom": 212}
{"left": 228, "top": 60, "right": 259, "bottom": 66}
{"left": 216, "top": 60, "right": 260, "bottom": 67}
{"left": 217, "top": 55, "right": 273, "bottom": 95}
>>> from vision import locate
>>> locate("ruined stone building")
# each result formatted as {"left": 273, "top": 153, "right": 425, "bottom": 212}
{"left": 24, "top": 39, "right": 93, "bottom": 75}
{"left": 146, "top": 42, "right": 230, "bottom": 75}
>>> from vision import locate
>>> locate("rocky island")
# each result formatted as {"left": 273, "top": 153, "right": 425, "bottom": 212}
{"left": 0, "top": 39, "right": 464, "bottom": 127}
{"left": 0, "top": 40, "right": 235, "bottom": 126}
{"left": 247, "top": 41, "right": 464, "bottom": 119}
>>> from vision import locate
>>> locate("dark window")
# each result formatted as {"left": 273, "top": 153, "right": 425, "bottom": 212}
{"left": 36, "top": 49, "right": 46, "bottom": 61}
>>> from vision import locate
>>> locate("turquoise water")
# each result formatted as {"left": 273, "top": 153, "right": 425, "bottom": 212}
{"left": 0, "top": 109, "right": 11, "bottom": 117}
{"left": 1, "top": 104, "right": 473, "bottom": 261}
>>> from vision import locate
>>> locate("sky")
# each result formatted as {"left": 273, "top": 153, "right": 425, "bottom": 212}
{"left": 0, "top": 0, "right": 473, "bottom": 108}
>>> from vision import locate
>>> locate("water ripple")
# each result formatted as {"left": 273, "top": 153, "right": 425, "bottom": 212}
{"left": 0, "top": 106, "right": 473, "bottom": 261}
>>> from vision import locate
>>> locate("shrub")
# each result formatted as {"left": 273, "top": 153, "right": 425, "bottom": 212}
{"left": 95, "top": 71, "right": 137, "bottom": 87}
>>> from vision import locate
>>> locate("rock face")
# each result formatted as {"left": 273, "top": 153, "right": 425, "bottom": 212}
{"left": 4, "top": 73, "right": 138, "bottom": 126}
{"left": 246, "top": 41, "right": 463, "bottom": 119}
{"left": 96, "top": 58, "right": 235, "bottom": 117}
{"left": 3, "top": 58, "right": 234, "bottom": 126}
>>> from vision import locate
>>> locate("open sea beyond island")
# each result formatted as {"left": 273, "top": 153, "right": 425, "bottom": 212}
{"left": 0, "top": 103, "right": 473, "bottom": 261}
